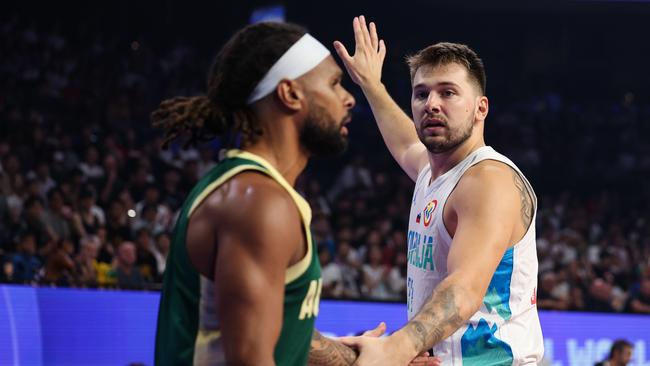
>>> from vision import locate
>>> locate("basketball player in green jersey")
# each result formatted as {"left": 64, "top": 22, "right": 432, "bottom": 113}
{"left": 152, "top": 22, "right": 437, "bottom": 366}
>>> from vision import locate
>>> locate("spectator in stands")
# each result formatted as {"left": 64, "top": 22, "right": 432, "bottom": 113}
{"left": 134, "top": 184, "right": 172, "bottom": 231}
{"left": 114, "top": 241, "right": 144, "bottom": 290}
{"left": 628, "top": 276, "right": 650, "bottom": 314}
{"left": 43, "top": 237, "right": 75, "bottom": 286}
{"left": 360, "top": 244, "right": 391, "bottom": 300}
{"left": 29, "top": 160, "right": 56, "bottom": 200}
{"left": 304, "top": 179, "right": 332, "bottom": 216}
{"left": 133, "top": 202, "right": 166, "bottom": 237}
{"left": 161, "top": 168, "right": 184, "bottom": 211}
{"left": 387, "top": 251, "right": 408, "bottom": 300}
{"left": 153, "top": 232, "right": 170, "bottom": 277}
{"left": 99, "top": 154, "right": 123, "bottom": 206}
{"left": 336, "top": 239, "right": 361, "bottom": 298}
{"left": 79, "top": 146, "right": 105, "bottom": 187}
{"left": 75, "top": 235, "right": 101, "bottom": 287}
{"left": 134, "top": 228, "right": 159, "bottom": 282}
{"left": 95, "top": 227, "right": 114, "bottom": 264}
{"left": 10, "top": 232, "right": 42, "bottom": 283}
{"left": 105, "top": 199, "right": 132, "bottom": 244}
{"left": 43, "top": 188, "right": 72, "bottom": 242}
{"left": 71, "top": 186, "right": 105, "bottom": 238}
{"left": 312, "top": 212, "right": 336, "bottom": 257}
{"left": 18, "top": 195, "right": 54, "bottom": 251}
{"left": 319, "top": 245, "right": 344, "bottom": 298}
{"left": 586, "top": 277, "right": 627, "bottom": 313}
{"left": 537, "top": 271, "right": 570, "bottom": 310}
{"left": 594, "top": 339, "right": 633, "bottom": 366}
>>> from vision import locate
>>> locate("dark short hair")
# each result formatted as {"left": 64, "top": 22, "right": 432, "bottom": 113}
{"left": 406, "top": 42, "right": 486, "bottom": 95}
{"left": 610, "top": 339, "right": 633, "bottom": 359}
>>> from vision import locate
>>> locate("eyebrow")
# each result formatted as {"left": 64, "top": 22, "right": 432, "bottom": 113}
{"left": 413, "top": 81, "right": 461, "bottom": 90}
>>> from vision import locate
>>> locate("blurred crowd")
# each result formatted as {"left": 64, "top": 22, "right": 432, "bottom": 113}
{"left": 1, "top": 17, "right": 650, "bottom": 314}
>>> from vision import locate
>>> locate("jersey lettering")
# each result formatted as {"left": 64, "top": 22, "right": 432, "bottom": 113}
{"left": 298, "top": 279, "right": 322, "bottom": 320}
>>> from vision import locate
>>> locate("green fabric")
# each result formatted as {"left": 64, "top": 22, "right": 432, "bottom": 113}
{"left": 155, "top": 155, "right": 321, "bottom": 366}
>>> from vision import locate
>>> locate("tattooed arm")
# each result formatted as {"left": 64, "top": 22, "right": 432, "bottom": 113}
{"left": 312, "top": 325, "right": 442, "bottom": 366}
{"left": 343, "top": 161, "right": 533, "bottom": 365}
{"left": 308, "top": 329, "right": 357, "bottom": 366}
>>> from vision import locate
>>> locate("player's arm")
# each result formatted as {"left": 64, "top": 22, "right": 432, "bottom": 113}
{"left": 343, "top": 162, "right": 521, "bottom": 364}
{"left": 308, "top": 329, "right": 357, "bottom": 365}
{"left": 207, "top": 176, "right": 302, "bottom": 366}
{"left": 334, "top": 16, "right": 427, "bottom": 181}
{"left": 393, "top": 162, "right": 522, "bottom": 359}
{"left": 310, "top": 325, "right": 441, "bottom": 366}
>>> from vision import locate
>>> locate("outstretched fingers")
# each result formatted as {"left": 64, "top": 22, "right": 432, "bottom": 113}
{"left": 353, "top": 16, "right": 366, "bottom": 53}
{"left": 369, "top": 22, "right": 379, "bottom": 51}
{"left": 379, "top": 39, "right": 386, "bottom": 63}
{"left": 359, "top": 15, "right": 373, "bottom": 51}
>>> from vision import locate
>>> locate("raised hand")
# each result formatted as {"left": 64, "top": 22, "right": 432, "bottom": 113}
{"left": 333, "top": 15, "right": 386, "bottom": 90}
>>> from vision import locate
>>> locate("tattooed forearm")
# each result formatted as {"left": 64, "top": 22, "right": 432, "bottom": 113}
{"left": 308, "top": 329, "right": 357, "bottom": 366}
{"left": 402, "top": 283, "right": 468, "bottom": 353}
{"left": 512, "top": 169, "right": 533, "bottom": 228}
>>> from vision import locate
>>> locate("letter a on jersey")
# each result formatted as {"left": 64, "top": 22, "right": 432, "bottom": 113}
{"left": 299, "top": 279, "right": 322, "bottom": 320}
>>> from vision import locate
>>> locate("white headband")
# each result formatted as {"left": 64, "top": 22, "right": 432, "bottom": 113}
{"left": 247, "top": 33, "right": 331, "bottom": 104}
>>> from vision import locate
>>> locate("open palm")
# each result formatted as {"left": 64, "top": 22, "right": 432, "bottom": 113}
{"left": 333, "top": 16, "right": 387, "bottom": 88}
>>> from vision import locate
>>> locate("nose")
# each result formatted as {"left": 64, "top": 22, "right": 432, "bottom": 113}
{"left": 343, "top": 89, "right": 356, "bottom": 110}
{"left": 425, "top": 93, "right": 441, "bottom": 114}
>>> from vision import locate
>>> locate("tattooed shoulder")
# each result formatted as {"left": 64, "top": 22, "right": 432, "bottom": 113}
{"left": 511, "top": 169, "right": 533, "bottom": 229}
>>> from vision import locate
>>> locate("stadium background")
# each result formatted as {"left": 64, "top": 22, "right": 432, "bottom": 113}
{"left": 1, "top": 0, "right": 650, "bottom": 365}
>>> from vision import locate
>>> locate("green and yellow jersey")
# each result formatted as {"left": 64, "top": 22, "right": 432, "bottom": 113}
{"left": 155, "top": 150, "right": 321, "bottom": 366}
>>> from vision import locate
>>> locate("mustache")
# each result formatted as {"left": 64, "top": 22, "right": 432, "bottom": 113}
{"left": 421, "top": 113, "right": 447, "bottom": 126}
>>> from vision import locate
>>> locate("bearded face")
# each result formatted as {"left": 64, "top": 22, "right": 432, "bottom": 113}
{"left": 416, "top": 112, "right": 474, "bottom": 154}
{"left": 300, "top": 97, "right": 350, "bottom": 157}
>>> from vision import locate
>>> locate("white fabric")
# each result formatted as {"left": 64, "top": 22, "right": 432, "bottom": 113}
{"left": 406, "top": 146, "right": 544, "bottom": 365}
{"left": 246, "top": 33, "right": 330, "bottom": 104}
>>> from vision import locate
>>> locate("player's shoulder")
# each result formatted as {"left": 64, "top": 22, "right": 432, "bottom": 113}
{"left": 464, "top": 159, "right": 513, "bottom": 183}
{"left": 203, "top": 171, "right": 299, "bottom": 226}
{"left": 455, "top": 159, "right": 519, "bottom": 199}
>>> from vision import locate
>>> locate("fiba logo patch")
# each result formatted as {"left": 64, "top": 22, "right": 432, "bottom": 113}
{"left": 422, "top": 199, "right": 437, "bottom": 227}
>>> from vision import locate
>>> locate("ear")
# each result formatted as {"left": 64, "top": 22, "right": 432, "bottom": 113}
{"left": 475, "top": 95, "right": 489, "bottom": 122}
{"left": 275, "top": 79, "right": 305, "bottom": 112}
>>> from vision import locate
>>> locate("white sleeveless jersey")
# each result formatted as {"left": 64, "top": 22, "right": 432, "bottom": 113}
{"left": 406, "top": 146, "right": 544, "bottom": 366}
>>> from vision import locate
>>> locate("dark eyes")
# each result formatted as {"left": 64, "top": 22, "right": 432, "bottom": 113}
{"left": 415, "top": 91, "right": 429, "bottom": 100}
{"left": 414, "top": 90, "right": 456, "bottom": 100}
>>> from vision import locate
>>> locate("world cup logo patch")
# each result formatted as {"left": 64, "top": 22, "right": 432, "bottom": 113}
{"left": 422, "top": 199, "right": 438, "bottom": 227}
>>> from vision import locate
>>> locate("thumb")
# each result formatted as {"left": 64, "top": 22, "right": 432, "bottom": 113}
{"left": 338, "top": 336, "right": 360, "bottom": 347}
{"left": 362, "top": 321, "right": 386, "bottom": 337}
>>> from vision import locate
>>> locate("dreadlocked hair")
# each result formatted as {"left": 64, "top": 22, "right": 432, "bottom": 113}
{"left": 152, "top": 22, "right": 307, "bottom": 149}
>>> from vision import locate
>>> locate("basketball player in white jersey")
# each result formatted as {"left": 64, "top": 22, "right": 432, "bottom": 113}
{"left": 334, "top": 16, "right": 544, "bottom": 365}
